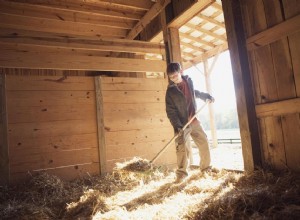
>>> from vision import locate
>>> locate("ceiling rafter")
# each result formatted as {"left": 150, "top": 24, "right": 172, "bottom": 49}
{"left": 7, "top": 0, "right": 143, "bottom": 20}
{"left": 185, "top": 23, "right": 227, "bottom": 42}
{"left": 180, "top": 32, "right": 216, "bottom": 48}
{"left": 126, "top": 0, "right": 171, "bottom": 39}
{"left": 83, "top": 0, "right": 153, "bottom": 11}
{"left": 196, "top": 14, "right": 225, "bottom": 28}
{"left": 180, "top": 42, "right": 206, "bottom": 53}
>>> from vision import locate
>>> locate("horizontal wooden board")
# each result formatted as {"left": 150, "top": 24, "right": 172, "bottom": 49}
{"left": 256, "top": 98, "right": 300, "bottom": 118}
{"left": 9, "top": 133, "right": 98, "bottom": 153}
{"left": 7, "top": 90, "right": 95, "bottom": 107}
{"left": 10, "top": 147, "right": 99, "bottom": 173}
{"left": 106, "top": 140, "right": 175, "bottom": 160}
{"left": 6, "top": 75, "right": 95, "bottom": 91}
{"left": 104, "top": 108, "right": 166, "bottom": 123}
{"left": 8, "top": 119, "right": 97, "bottom": 139}
{"left": 10, "top": 162, "right": 100, "bottom": 183}
{"left": 103, "top": 114, "right": 170, "bottom": 131}
{"left": 0, "top": 13, "right": 127, "bottom": 38}
{"left": 247, "top": 14, "right": 300, "bottom": 51}
{"left": 105, "top": 127, "right": 173, "bottom": 145}
{"left": 0, "top": 31, "right": 165, "bottom": 55}
{"left": 0, "top": 1, "right": 135, "bottom": 29}
{"left": 101, "top": 77, "right": 168, "bottom": 91}
{"left": 8, "top": 104, "right": 96, "bottom": 123}
{"left": 0, "top": 45, "right": 166, "bottom": 72}
{"left": 102, "top": 90, "right": 165, "bottom": 103}
{"left": 103, "top": 102, "right": 166, "bottom": 117}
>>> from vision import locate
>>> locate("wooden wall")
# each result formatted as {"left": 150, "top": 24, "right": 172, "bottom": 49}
{"left": 3, "top": 70, "right": 99, "bottom": 183}
{"left": 224, "top": 0, "right": 300, "bottom": 171}
{"left": 97, "top": 77, "right": 176, "bottom": 172}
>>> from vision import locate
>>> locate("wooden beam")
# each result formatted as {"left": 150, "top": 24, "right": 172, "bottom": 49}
{"left": 168, "top": 0, "right": 215, "bottom": 28}
{"left": 196, "top": 14, "right": 225, "bottom": 28}
{"left": 168, "top": 27, "right": 182, "bottom": 63}
{"left": 0, "top": 13, "right": 127, "bottom": 38}
{"left": 203, "top": 60, "right": 218, "bottom": 148}
{"left": 182, "top": 43, "right": 228, "bottom": 70}
{"left": 180, "top": 32, "right": 216, "bottom": 48}
{"left": 256, "top": 98, "right": 300, "bottom": 118}
{"left": 0, "top": 74, "right": 9, "bottom": 185}
{"left": 202, "top": 43, "right": 228, "bottom": 60}
{"left": 127, "top": 0, "right": 171, "bottom": 39}
{"left": 222, "top": 0, "right": 262, "bottom": 171}
{"left": 247, "top": 14, "right": 300, "bottom": 51}
{"left": 6, "top": 0, "right": 143, "bottom": 20}
{"left": 0, "top": 0, "right": 135, "bottom": 30}
{"left": 181, "top": 41, "right": 206, "bottom": 53}
{"left": 0, "top": 30, "right": 165, "bottom": 55}
{"left": 0, "top": 44, "right": 166, "bottom": 72}
{"left": 211, "top": 2, "right": 223, "bottom": 11}
{"left": 83, "top": 0, "right": 153, "bottom": 11}
{"left": 94, "top": 76, "right": 106, "bottom": 175}
{"left": 185, "top": 23, "right": 227, "bottom": 42}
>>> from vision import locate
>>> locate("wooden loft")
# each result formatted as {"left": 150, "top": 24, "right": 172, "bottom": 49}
{"left": 0, "top": 0, "right": 169, "bottom": 73}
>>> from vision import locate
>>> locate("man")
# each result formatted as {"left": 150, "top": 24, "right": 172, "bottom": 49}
{"left": 165, "top": 62, "right": 214, "bottom": 182}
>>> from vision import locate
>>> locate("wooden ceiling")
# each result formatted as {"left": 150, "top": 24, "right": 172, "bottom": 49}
{"left": 149, "top": 0, "right": 228, "bottom": 70}
{"left": 0, "top": 0, "right": 227, "bottom": 74}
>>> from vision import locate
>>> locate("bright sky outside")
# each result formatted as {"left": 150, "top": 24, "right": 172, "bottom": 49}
{"left": 184, "top": 50, "right": 237, "bottom": 114}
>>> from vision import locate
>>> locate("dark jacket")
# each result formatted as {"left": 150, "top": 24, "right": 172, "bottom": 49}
{"left": 165, "top": 75, "right": 209, "bottom": 132}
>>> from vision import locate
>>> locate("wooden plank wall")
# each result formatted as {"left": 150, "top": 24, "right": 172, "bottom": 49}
{"left": 241, "top": 0, "right": 300, "bottom": 170}
{"left": 99, "top": 77, "right": 176, "bottom": 172}
{"left": 3, "top": 70, "right": 99, "bottom": 183}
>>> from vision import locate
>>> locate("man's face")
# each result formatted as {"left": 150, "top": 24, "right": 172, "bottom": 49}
{"left": 168, "top": 71, "right": 182, "bottom": 84}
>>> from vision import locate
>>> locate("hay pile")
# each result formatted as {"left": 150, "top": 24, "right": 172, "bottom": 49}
{"left": 191, "top": 169, "right": 300, "bottom": 220}
{"left": 1, "top": 161, "right": 299, "bottom": 220}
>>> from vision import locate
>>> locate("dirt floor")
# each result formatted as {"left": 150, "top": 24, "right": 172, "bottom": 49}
{"left": 1, "top": 157, "right": 299, "bottom": 220}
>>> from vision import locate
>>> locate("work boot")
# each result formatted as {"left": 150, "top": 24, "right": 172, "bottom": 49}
{"left": 174, "top": 172, "right": 188, "bottom": 183}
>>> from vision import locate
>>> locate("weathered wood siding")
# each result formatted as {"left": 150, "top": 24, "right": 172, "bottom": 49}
{"left": 241, "top": 0, "right": 300, "bottom": 170}
{"left": 98, "top": 77, "right": 176, "bottom": 172}
{"left": 4, "top": 70, "right": 99, "bottom": 183}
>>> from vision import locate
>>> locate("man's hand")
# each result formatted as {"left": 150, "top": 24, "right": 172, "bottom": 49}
{"left": 176, "top": 128, "right": 184, "bottom": 137}
{"left": 206, "top": 94, "right": 215, "bottom": 103}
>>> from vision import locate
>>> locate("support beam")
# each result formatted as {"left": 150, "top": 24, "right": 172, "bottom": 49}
{"left": 94, "top": 76, "right": 107, "bottom": 175}
{"left": 168, "top": 27, "right": 183, "bottom": 64}
{"left": 0, "top": 13, "right": 127, "bottom": 38}
{"left": 179, "top": 32, "right": 216, "bottom": 48}
{"left": 247, "top": 14, "right": 300, "bottom": 51}
{"left": 204, "top": 60, "right": 218, "bottom": 148}
{"left": 222, "top": 0, "right": 262, "bottom": 171}
{"left": 168, "top": 0, "right": 215, "bottom": 28}
{"left": 185, "top": 23, "right": 227, "bottom": 42}
{"left": 0, "top": 29, "right": 165, "bottom": 55}
{"left": 196, "top": 14, "right": 225, "bottom": 29}
{"left": 5, "top": 0, "right": 142, "bottom": 20}
{"left": 0, "top": 43, "right": 166, "bottom": 72}
{"left": 127, "top": 0, "right": 171, "bottom": 39}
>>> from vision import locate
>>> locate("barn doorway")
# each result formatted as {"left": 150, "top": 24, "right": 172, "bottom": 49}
{"left": 184, "top": 51, "right": 244, "bottom": 171}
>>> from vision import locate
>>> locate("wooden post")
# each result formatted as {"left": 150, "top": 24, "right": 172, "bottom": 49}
{"left": 94, "top": 76, "right": 107, "bottom": 175}
{"left": 203, "top": 60, "right": 218, "bottom": 148}
{"left": 0, "top": 73, "right": 9, "bottom": 185}
{"left": 168, "top": 27, "right": 182, "bottom": 65}
{"left": 222, "top": 0, "right": 262, "bottom": 171}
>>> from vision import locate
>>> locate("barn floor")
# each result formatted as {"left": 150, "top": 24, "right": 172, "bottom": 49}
{"left": 1, "top": 157, "right": 299, "bottom": 220}
{"left": 191, "top": 144, "right": 244, "bottom": 171}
